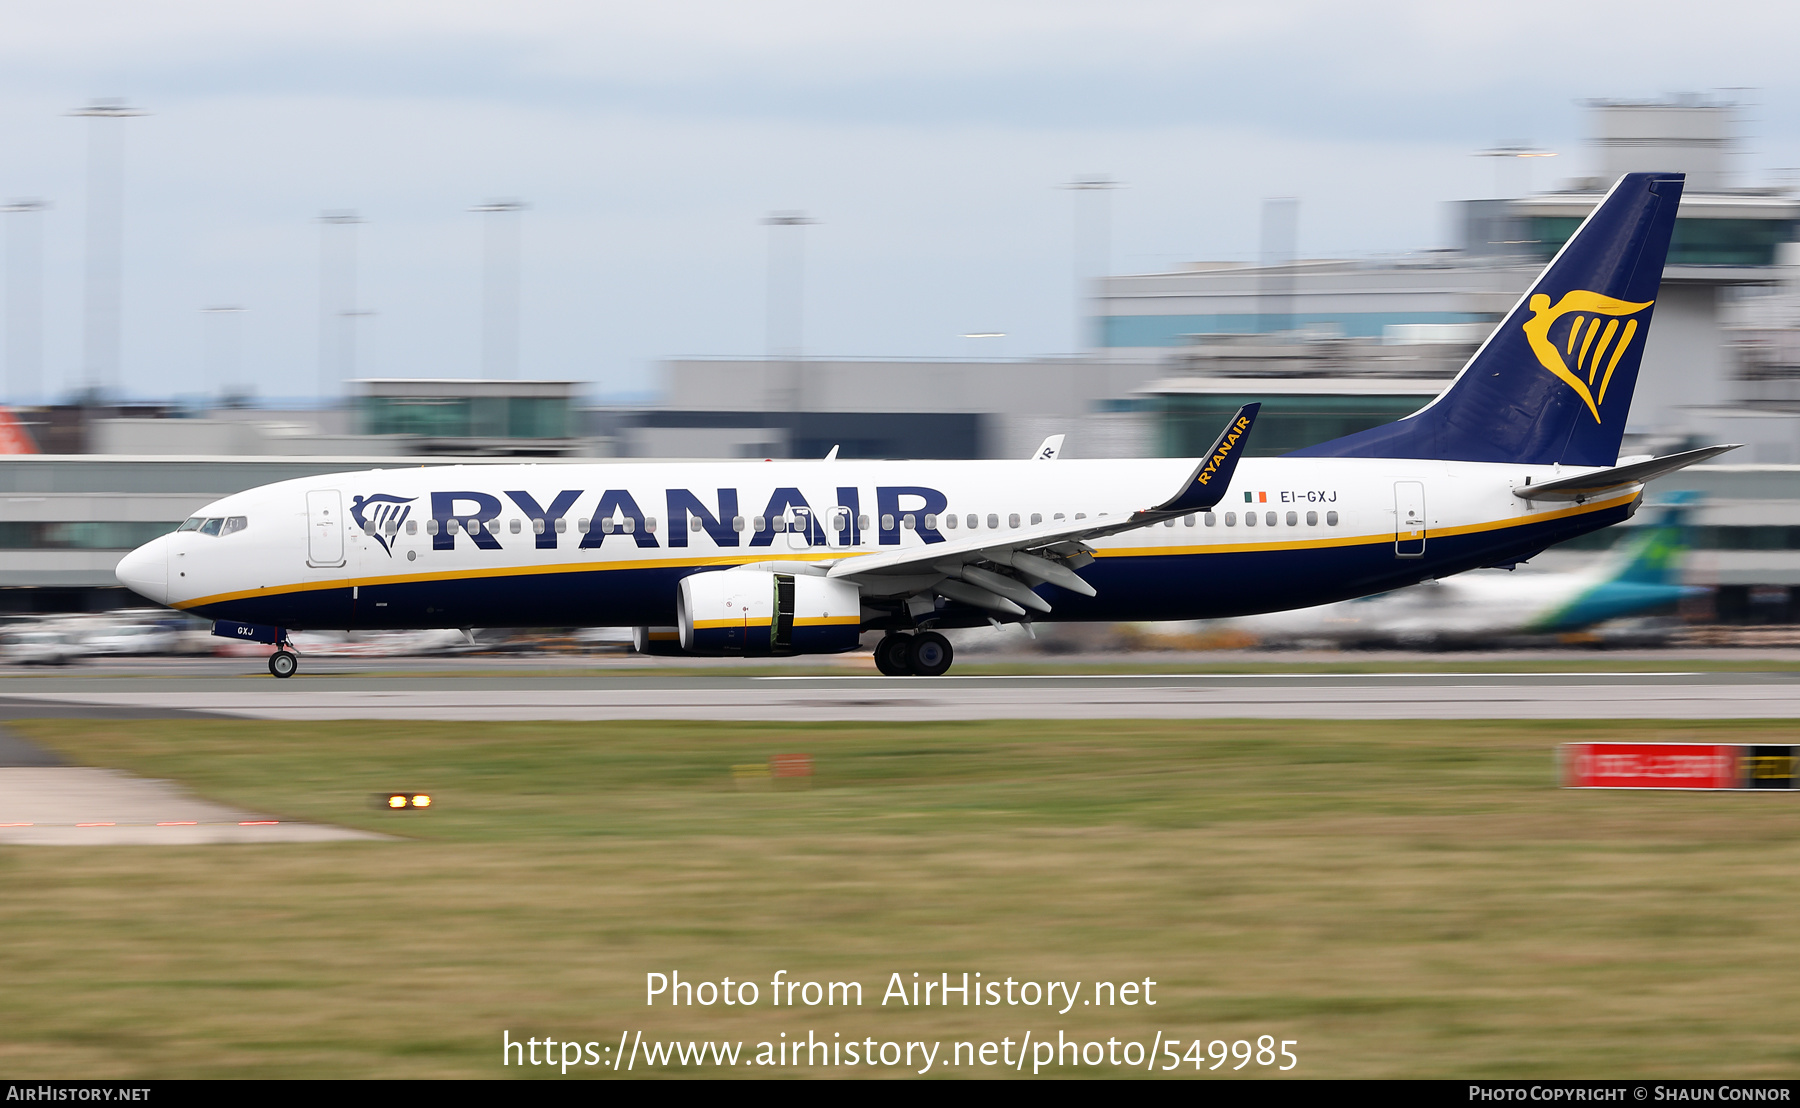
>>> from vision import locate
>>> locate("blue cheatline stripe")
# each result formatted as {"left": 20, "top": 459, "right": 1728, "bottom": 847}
{"left": 1099, "top": 312, "right": 1489, "bottom": 348}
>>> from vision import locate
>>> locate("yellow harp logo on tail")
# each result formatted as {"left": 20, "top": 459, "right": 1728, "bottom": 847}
{"left": 1522, "top": 291, "right": 1653, "bottom": 423}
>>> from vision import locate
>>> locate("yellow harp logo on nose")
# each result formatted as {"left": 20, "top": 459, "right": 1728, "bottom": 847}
{"left": 1522, "top": 291, "right": 1653, "bottom": 423}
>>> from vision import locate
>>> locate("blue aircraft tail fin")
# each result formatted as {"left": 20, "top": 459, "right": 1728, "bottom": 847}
{"left": 1289, "top": 172, "right": 1684, "bottom": 467}
{"left": 1606, "top": 490, "right": 1699, "bottom": 587}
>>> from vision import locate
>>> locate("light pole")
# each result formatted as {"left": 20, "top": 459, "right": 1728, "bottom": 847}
{"left": 1259, "top": 197, "right": 1298, "bottom": 335}
{"left": 318, "top": 210, "right": 363, "bottom": 399}
{"left": 1061, "top": 176, "right": 1119, "bottom": 354}
{"left": 1475, "top": 145, "right": 1557, "bottom": 198}
{"left": 3, "top": 200, "right": 48, "bottom": 404}
{"left": 69, "top": 99, "right": 146, "bottom": 401}
{"left": 470, "top": 199, "right": 527, "bottom": 379}
{"left": 762, "top": 211, "right": 816, "bottom": 417}
{"left": 200, "top": 306, "right": 246, "bottom": 405}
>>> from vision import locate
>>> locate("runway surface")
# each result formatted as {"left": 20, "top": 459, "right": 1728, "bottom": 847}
{"left": 3, "top": 654, "right": 1800, "bottom": 720}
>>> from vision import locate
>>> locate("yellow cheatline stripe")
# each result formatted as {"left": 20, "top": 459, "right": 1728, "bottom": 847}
{"left": 173, "top": 489, "right": 1638, "bottom": 609}
{"left": 796, "top": 615, "right": 860, "bottom": 626}
{"left": 692, "top": 617, "right": 772, "bottom": 630}
{"left": 172, "top": 547, "right": 847, "bottom": 610}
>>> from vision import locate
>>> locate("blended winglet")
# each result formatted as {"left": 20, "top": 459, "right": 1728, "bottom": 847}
{"left": 1157, "top": 403, "right": 1259, "bottom": 514}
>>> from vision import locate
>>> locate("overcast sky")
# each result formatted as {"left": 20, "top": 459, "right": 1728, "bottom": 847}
{"left": 3, "top": 0, "right": 1799, "bottom": 404}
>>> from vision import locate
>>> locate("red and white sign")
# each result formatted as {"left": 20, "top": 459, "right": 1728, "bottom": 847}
{"left": 0, "top": 408, "right": 39, "bottom": 454}
{"left": 1562, "top": 743, "right": 1738, "bottom": 790}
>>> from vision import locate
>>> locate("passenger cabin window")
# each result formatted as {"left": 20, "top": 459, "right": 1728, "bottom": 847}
{"left": 1327, "top": 511, "right": 1339, "bottom": 526}
{"left": 1306, "top": 511, "right": 1318, "bottom": 526}
{"left": 426, "top": 519, "right": 440, "bottom": 536}
{"left": 903, "top": 514, "right": 916, "bottom": 530}
{"left": 1224, "top": 512, "right": 1236, "bottom": 526}
{"left": 535, "top": 519, "right": 547, "bottom": 534}
{"left": 857, "top": 515, "right": 870, "bottom": 530}
{"left": 966, "top": 514, "right": 978, "bottom": 529}
{"left": 1266, "top": 512, "right": 1277, "bottom": 526}
{"left": 555, "top": 518, "right": 567, "bottom": 533}
{"left": 1031, "top": 513, "right": 1042, "bottom": 525}
{"left": 406, "top": 520, "right": 418, "bottom": 535}
{"left": 923, "top": 513, "right": 937, "bottom": 529}
{"left": 732, "top": 515, "right": 746, "bottom": 532}
{"left": 222, "top": 516, "right": 248, "bottom": 536}
{"left": 177, "top": 517, "right": 204, "bottom": 532}
{"left": 1008, "top": 513, "right": 1020, "bottom": 528}
{"left": 987, "top": 513, "right": 999, "bottom": 529}
{"left": 1286, "top": 511, "right": 1297, "bottom": 526}
{"left": 510, "top": 519, "right": 521, "bottom": 534}
{"left": 1204, "top": 513, "right": 1216, "bottom": 527}
{"left": 945, "top": 514, "right": 958, "bottom": 529}
{"left": 881, "top": 514, "right": 895, "bottom": 531}
{"left": 199, "top": 517, "right": 224, "bottom": 536}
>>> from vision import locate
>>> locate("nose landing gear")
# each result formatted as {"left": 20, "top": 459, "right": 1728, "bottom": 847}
{"left": 873, "top": 631, "right": 954, "bottom": 677}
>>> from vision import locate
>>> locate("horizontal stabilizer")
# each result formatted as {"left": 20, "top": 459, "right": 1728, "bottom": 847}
{"left": 1513, "top": 444, "right": 1739, "bottom": 501}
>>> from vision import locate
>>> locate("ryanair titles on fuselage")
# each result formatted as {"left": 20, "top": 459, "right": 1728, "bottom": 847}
{"left": 351, "top": 483, "right": 956, "bottom": 555}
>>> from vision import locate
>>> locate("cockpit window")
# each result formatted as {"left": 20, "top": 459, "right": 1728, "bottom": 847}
{"left": 177, "top": 517, "right": 204, "bottom": 532}
{"left": 198, "top": 517, "right": 224, "bottom": 537}
{"left": 222, "top": 516, "right": 248, "bottom": 537}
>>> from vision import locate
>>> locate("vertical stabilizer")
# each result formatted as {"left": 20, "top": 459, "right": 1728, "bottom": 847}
{"left": 1290, "top": 172, "right": 1684, "bottom": 467}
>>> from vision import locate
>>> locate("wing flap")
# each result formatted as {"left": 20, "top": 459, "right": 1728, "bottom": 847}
{"left": 824, "top": 405, "right": 1258, "bottom": 616}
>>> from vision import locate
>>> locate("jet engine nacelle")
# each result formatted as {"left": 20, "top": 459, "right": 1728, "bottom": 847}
{"left": 678, "top": 570, "right": 861, "bottom": 656}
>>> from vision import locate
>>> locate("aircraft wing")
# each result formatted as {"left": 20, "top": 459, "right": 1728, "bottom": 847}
{"left": 824, "top": 405, "right": 1258, "bottom": 615}
{"left": 1512, "top": 444, "right": 1739, "bottom": 501}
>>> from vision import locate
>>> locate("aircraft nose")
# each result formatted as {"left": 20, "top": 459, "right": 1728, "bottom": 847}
{"left": 115, "top": 535, "right": 169, "bottom": 605}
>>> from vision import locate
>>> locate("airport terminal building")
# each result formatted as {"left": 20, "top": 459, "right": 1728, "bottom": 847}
{"left": 5, "top": 98, "right": 1800, "bottom": 625}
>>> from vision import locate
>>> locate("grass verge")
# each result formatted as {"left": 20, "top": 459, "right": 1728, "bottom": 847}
{"left": 4, "top": 717, "right": 1799, "bottom": 1078}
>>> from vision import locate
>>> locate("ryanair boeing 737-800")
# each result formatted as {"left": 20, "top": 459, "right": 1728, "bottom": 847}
{"left": 115, "top": 172, "right": 1733, "bottom": 678}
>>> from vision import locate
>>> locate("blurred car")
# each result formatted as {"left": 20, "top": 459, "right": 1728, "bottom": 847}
{"left": 80, "top": 623, "right": 179, "bottom": 656}
{"left": 2, "top": 628, "right": 77, "bottom": 665}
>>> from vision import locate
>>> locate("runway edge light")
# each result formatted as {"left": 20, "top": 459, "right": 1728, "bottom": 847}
{"left": 374, "top": 792, "right": 433, "bottom": 809}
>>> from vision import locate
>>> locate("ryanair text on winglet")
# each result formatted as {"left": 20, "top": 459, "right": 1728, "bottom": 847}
{"left": 1195, "top": 415, "right": 1252, "bottom": 487}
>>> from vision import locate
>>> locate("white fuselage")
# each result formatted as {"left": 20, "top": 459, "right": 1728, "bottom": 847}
{"left": 115, "top": 455, "right": 1640, "bottom": 633}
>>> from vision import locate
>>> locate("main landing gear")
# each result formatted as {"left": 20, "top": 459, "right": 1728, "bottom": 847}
{"left": 873, "top": 631, "right": 954, "bottom": 677}
{"left": 268, "top": 648, "right": 299, "bottom": 679}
